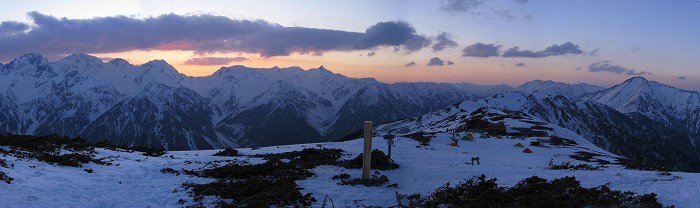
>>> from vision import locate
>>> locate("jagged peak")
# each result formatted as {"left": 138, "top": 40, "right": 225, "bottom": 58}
{"left": 107, "top": 58, "right": 131, "bottom": 67}
{"left": 610, "top": 76, "right": 653, "bottom": 91}
{"left": 142, "top": 59, "right": 171, "bottom": 67}
{"left": 142, "top": 60, "right": 176, "bottom": 71}
{"left": 10, "top": 53, "right": 48, "bottom": 65}
{"left": 281, "top": 66, "right": 304, "bottom": 72}
{"left": 623, "top": 76, "right": 649, "bottom": 83}
{"left": 309, "top": 65, "right": 333, "bottom": 74}
{"left": 529, "top": 79, "right": 555, "bottom": 84}
{"left": 139, "top": 59, "right": 184, "bottom": 80}
{"left": 59, "top": 53, "right": 103, "bottom": 65}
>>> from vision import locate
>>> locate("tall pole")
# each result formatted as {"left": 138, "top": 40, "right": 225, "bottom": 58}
{"left": 362, "top": 121, "right": 373, "bottom": 179}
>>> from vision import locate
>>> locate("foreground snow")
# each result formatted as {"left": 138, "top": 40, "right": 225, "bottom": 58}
{"left": 0, "top": 133, "right": 697, "bottom": 207}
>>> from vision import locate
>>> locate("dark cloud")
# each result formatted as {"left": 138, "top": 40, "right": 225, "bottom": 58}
{"left": 625, "top": 70, "right": 651, "bottom": 76}
{"left": 447, "top": 60, "right": 455, "bottom": 65}
{"left": 502, "top": 42, "right": 583, "bottom": 58}
{"left": 405, "top": 61, "right": 416, "bottom": 67}
{"left": 183, "top": 57, "right": 248, "bottom": 65}
{"left": 632, "top": 48, "right": 640, "bottom": 52}
{"left": 461, "top": 42, "right": 501, "bottom": 57}
{"left": 588, "top": 62, "right": 627, "bottom": 74}
{"left": 0, "top": 21, "right": 29, "bottom": 35}
{"left": 358, "top": 21, "right": 431, "bottom": 53}
{"left": 0, "top": 12, "right": 432, "bottom": 60}
{"left": 427, "top": 57, "right": 446, "bottom": 66}
{"left": 432, "top": 32, "right": 458, "bottom": 52}
{"left": 441, "top": 0, "right": 489, "bottom": 12}
{"left": 588, "top": 49, "right": 599, "bottom": 56}
{"left": 588, "top": 61, "right": 650, "bottom": 76}
{"left": 678, "top": 76, "right": 686, "bottom": 80}
{"left": 367, "top": 51, "right": 376, "bottom": 57}
{"left": 514, "top": 62, "right": 527, "bottom": 67}
{"left": 500, "top": 64, "right": 506, "bottom": 67}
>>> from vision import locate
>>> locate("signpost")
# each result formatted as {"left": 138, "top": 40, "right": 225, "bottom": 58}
{"left": 383, "top": 133, "right": 395, "bottom": 160}
{"left": 362, "top": 121, "right": 373, "bottom": 179}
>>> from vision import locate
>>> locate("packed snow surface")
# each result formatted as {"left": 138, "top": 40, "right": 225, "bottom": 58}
{"left": 1, "top": 133, "right": 697, "bottom": 207}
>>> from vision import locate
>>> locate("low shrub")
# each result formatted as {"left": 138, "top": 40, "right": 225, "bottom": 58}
{"left": 259, "top": 148, "right": 344, "bottom": 169}
{"left": 183, "top": 176, "right": 315, "bottom": 207}
{"left": 333, "top": 171, "right": 390, "bottom": 187}
{"left": 341, "top": 150, "right": 399, "bottom": 170}
{"left": 37, "top": 153, "right": 94, "bottom": 167}
{"left": 617, "top": 158, "right": 669, "bottom": 172}
{"left": 182, "top": 158, "right": 316, "bottom": 207}
{"left": 212, "top": 148, "right": 238, "bottom": 157}
{"left": 404, "top": 132, "right": 432, "bottom": 146}
{"left": 398, "top": 175, "right": 672, "bottom": 208}
{"left": 160, "top": 167, "right": 179, "bottom": 175}
{"left": 548, "top": 161, "right": 602, "bottom": 171}
{"left": 0, "top": 159, "right": 7, "bottom": 168}
{"left": 0, "top": 171, "right": 13, "bottom": 184}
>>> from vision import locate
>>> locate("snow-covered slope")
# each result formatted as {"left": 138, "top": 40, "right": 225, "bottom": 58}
{"left": 0, "top": 53, "right": 513, "bottom": 149}
{"left": 517, "top": 79, "right": 603, "bottom": 100}
{"left": 0, "top": 109, "right": 696, "bottom": 207}
{"left": 581, "top": 77, "right": 700, "bottom": 145}
{"left": 441, "top": 91, "right": 700, "bottom": 171}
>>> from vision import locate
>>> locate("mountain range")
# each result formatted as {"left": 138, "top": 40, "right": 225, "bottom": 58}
{"left": 2, "top": 53, "right": 700, "bottom": 171}
{"left": 377, "top": 77, "right": 700, "bottom": 171}
{"left": 0, "top": 53, "right": 511, "bottom": 150}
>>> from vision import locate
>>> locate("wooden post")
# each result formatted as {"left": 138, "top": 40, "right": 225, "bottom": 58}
{"left": 387, "top": 140, "right": 392, "bottom": 160}
{"left": 362, "top": 121, "right": 373, "bottom": 179}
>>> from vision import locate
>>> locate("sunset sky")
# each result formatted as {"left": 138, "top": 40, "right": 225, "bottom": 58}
{"left": 1, "top": 0, "right": 699, "bottom": 90}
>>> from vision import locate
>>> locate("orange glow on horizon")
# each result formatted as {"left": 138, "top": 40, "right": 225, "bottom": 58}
{"left": 87, "top": 49, "right": 693, "bottom": 90}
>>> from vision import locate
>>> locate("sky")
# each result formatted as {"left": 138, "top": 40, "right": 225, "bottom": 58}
{"left": 1, "top": 0, "right": 699, "bottom": 90}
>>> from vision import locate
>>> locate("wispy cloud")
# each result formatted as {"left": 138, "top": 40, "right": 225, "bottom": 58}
{"left": 678, "top": 76, "right": 686, "bottom": 80}
{"left": 461, "top": 42, "right": 501, "bottom": 57}
{"left": 367, "top": 51, "right": 376, "bottom": 57}
{"left": 432, "top": 32, "right": 458, "bottom": 52}
{"left": 588, "top": 61, "right": 650, "bottom": 75}
{"left": 514, "top": 62, "right": 527, "bottom": 67}
{"left": 427, "top": 57, "right": 447, "bottom": 66}
{"left": 502, "top": 42, "right": 583, "bottom": 58}
{"left": 462, "top": 42, "right": 588, "bottom": 58}
{"left": 441, "top": 0, "right": 489, "bottom": 13}
{"left": 0, "top": 12, "right": 432, "bottom": 60}
{"left": 405, "top": 61, "right": 417, "bottom": 67}
{"left": 0, "top": 21, "right": 29, "bottom": 35}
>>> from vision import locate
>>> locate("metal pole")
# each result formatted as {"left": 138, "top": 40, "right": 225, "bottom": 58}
{"left": 387, "top": 142, "right": 392, "bottom": 160}
{"left": 362, "top": 121, "right": 373, "bottom": 179}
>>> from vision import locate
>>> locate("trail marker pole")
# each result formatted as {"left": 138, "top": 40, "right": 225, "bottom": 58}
{"left": 362, "top": 121, "right": 373, "bottom": 179}
{"left": 384, "top": 134, "right": 395, "bottom": 160}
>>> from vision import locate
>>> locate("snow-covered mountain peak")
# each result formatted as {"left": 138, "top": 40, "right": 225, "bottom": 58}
{"left": 137, "top": 60, "right": 186, "bottom": 87}
{"left": 55, "top": 53, "right": 106, "bottom": 74}
{"left": 107, "top": 58, "right": 131, "bottom": 67}
{"left": 517, "top": 79, "right": 603, "bottom": 100}
{"left": 60, "top": 53, "right": 103, "bottom": 64}
{"left": 624, "top": 76, "right": 649, "bottom": 83}
{"left": 141, "top": 60, "right": 177, "bottom": 72}
{"left": 307, "top": 65, "right": 335, "bottom": 75}
{"left": 10, "top": 53, "right": 48, "bottom": 66}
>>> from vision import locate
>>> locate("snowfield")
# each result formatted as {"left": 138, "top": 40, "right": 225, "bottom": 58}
{"left": 1, "top": 132, "right": 698, "bottom": 207}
